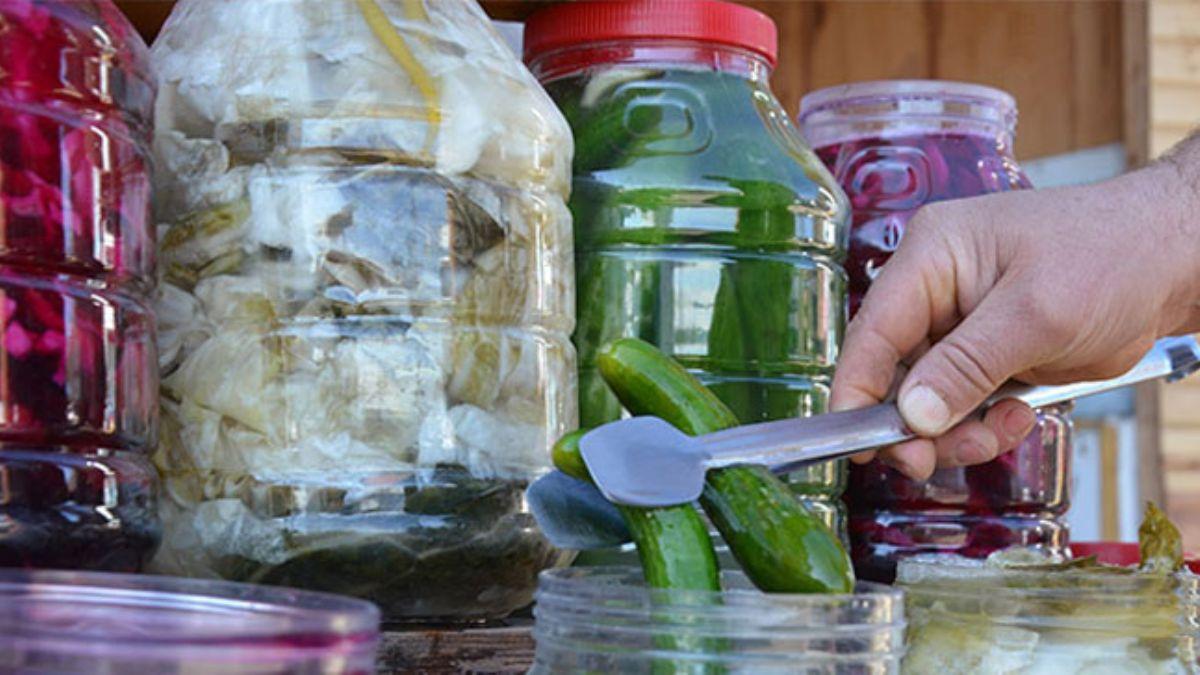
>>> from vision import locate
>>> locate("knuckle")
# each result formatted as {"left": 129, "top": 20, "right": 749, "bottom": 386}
{"left": 935, "top": 336, "right": 1005, "bottom": 402}
{"left": 1013, "top": 289, "right": 1078, "bottom": 345}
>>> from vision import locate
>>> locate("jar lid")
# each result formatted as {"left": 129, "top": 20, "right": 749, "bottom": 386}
{"left": 523, "top": 0, "right": 777, "bottom": 68}
{"left": 0, "top": 569, "right": 380, "bottom": 670}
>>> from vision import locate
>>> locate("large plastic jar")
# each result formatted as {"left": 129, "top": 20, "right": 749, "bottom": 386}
{"left": 799, "top": 81, "right": 1072, "bottom": 582}
{"left": 898, "top": 555, "right": 1187, "bottom": 674}
{"left": 0, "top": 0, "right": 160, "bottom": 571}
{"left": 532, "top": 566, "right": 905, "bottom": 674}
{"left": 149, "top": 0, "right": 576, "bottom": 622}
{"left": 525, "top": 0, "right": 851, "bottom": 538}
{"left": 0, "top": 568, "right": 379, "bottom": 674}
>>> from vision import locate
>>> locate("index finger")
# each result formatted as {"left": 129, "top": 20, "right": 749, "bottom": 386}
{"left": 831, "top": 218, "right": 959, "bottom": 414}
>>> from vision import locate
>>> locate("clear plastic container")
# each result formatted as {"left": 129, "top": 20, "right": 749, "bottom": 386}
{"left": 0, "top": 568, "right": 379, "bottom": 674}
{"left": 0, "top": 0, "right": 160, "bottom": 570}
{"left": 149, "top": 0, "right": 576, "bottom": 622}
{"left": 898, "top": 555, "right": 1187, "bottom": 674}
{"left": 799, "top": 80, "right": 1073, "bottom": 582}
{"left": 525, "top": 0, "right": 851, "bottom": 539}
{"left": 532, "top": 566, "right": 905, "bottom": 674}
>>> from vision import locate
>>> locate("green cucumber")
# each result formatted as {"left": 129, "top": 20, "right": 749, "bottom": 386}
{"left": 552, "top": 431, "right": 720, "bottom": 592}
{"left": 596, "top": 337, "right": 854, "bottom": 594}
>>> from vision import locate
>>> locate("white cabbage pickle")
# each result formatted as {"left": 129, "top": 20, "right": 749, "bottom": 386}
{"left": 899, "top": 504, "right": 1191, "bottom": 674}
{"left": 150, "top": 0, "right": 576, "bottom": 621}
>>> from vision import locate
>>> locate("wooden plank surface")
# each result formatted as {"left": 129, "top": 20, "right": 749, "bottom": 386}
{"left": 117, "top": 0, "right": 1126, "bottom": 160}
{"left": 377, "top": 623, "right": 534, "bottom": 674}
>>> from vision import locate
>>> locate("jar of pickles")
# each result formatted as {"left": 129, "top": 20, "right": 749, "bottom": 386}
{"left": 799, "top": 80, "right": 1072, "bottom": 582}
{"left": 0, "top": 0, "right": 160, "bottom": 571}
{"left": 525, "top": 0, "right": 851, "bottom": 539}
{"left": 150, "top": 0, "right": 576, "bottom": 622}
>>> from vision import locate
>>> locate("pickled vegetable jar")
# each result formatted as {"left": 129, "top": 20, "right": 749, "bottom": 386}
{"left": 150, "top": 0, "right": 576, "bottom": 621}
{"left": 800, "top": 80, "right": 1072, "bottom": 582}
{"left": 525, "top": 0, "right": 850, "bottom": 536}
{"left": 533, "top": 566, "right": 905, "bottom": 674}
{"left": 899, "top": 554, "right": 1186, "bottom": 674}
{"left": 0, "top": 0, "right": 160, "bottom": 571}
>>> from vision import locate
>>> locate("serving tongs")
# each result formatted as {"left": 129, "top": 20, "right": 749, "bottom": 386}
{"left": 528, "top": 336, "right": 1200, "bottom": 549}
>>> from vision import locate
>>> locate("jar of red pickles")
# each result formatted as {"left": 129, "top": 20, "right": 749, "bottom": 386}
{"left": 799, "top": 80, "right": 1071, "bottom": 582}
{"left": 0, "top": 1, "right": 160, "bottom": 571}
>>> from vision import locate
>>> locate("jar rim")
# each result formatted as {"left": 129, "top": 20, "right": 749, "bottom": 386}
{"left": 797, "top": 79, "right": 1018, "bottom": 149}
{"left": 536, "top": 565, "right": 903, "bottom": 619}
{"left": 798, "top": 79, "right": 1016, "bottom": 117}
{"left": 0, "top": 569, "right": 380, "bottom": 647}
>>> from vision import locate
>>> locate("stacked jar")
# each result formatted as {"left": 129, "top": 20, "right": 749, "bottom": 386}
{"left": 149, "top": 0, "right": 576, "bottom": 622}
{"left": 799, "top": 81, "right": 1072, "bottom": 582}
{"left": 524, "top": 0, "right": 851, "bottom": 541}
{"left": 0, "top": 0, "right": 160, "bottom": 571}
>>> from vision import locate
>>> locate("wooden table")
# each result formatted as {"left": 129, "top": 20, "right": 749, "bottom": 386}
{"left": 377, "top": 620, "right": 535, "bottom": 674}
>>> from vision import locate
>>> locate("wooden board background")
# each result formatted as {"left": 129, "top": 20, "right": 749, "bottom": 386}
{"left": 118, "top": 0, "right": 1128, "bottom": 160}
{"left": 1147, "top": 0, "right": 1200, "bottom": 549}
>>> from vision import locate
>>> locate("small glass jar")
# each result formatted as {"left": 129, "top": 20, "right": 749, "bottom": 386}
{"left": 0, "top": 0, "right": 160, "bottom": 571}
{"left": 0, "top": 568, "right": 379, "bottom": 674}
{"left": 532, "top": 566, "right": 905, "bottom": 674}
{"left": 898, "top": 555, "right": 1187, "bottom": 674}
{"left": 525, "top": 0, "right": 851, "bottom": 541}
{"left": 799, "top": 80, "right": 1072, "bottom": 581}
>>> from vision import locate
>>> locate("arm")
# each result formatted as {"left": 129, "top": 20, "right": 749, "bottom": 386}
{"left": 832, "top": 133, "right": 1200, "bottom": 480}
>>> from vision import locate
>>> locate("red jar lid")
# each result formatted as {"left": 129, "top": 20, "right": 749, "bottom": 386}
{"left": 523, "top": 0, "right": 778, "bottom": 68}
{"left": 1071, "top": 541, "right": 1200, "bottom": 573}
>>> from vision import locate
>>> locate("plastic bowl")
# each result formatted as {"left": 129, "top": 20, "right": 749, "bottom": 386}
{"left": 0, "top": 569, "right": 379, "bottom": 674}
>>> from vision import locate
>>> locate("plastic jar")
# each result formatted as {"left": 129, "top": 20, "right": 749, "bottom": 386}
{"left": 898, "top": 555, "right": 1187, "bottom": 674}
{"left": 532, "top": 566, "right": 905, "bottom": 674}
{"left": 0, "top": 568, "right": 379, "bottom": 674}
{"left": 525, "top": 0, "right": 851, "bottom": 539}
{"left": 799, "top": 80, "right": 1072, "bottom": 582}
{"left": 149, "top": 0, "right": 576, "bottom": 622}
{"left": 0, "top": 0, "right": 160, "bottom": 571}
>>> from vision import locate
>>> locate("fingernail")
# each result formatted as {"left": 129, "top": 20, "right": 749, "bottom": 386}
{"left": 954, "top": 439, "right": 992, "bottom": 466}
{"left": 899, "top": 385, "right": 952, "bottom": 434}
{"left": 1003, "top": 406, "right": 1037, "bottom": 440}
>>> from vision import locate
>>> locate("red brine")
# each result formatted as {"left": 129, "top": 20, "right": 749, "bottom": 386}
{"left": 0, "top": 0, "right": 159, "bottom": 570}
{"left": 801, "top": 81, "right": 1071, "bottom": 582}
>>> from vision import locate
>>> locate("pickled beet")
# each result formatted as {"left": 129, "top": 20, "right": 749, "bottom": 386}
{"left": 802, "top": 84, "right": 1071, "bottom": 582}
{"left": 0, "top": 0, "right": 159, "bottom": 571}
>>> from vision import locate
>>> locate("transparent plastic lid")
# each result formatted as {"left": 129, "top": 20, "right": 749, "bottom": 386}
{"left": 798, "top": 79, "right": 1018, "bottom": 149}
{"left": 0, "top": 569, "right": 380, "bottom": 672}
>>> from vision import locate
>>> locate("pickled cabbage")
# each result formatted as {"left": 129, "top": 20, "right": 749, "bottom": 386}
{"left": 150, "top": 0, "right": 576, "bottom": 620}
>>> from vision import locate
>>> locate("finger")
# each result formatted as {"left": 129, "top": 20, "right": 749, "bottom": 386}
{"left": 850, "top": 449, "right": 876, "bottom": 465}
{"left": 897, "top": 285, "right": 1049, "bottom": 436}
{"left": 880, "top": 438, "right": 937, "bottom": 481}
{"left": 831, "top": 219, "right": 958, "bottom": 414}
{"left": 981, "top": 398, "right": 1038, "bottom": 452}
{"left": 931, "top": 419, "right": 1001, "bottom": 467}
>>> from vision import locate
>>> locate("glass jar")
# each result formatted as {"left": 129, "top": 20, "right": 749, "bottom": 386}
{"left": 149, "top": 0, "right": 576, "bottom": 622}
{"left": 533, "top": 566, "right": 905, "bottom": 674}
{"left": 898, "top": 555, "right": 1186, "bottom": 674}
{"left": 800, "top": 80, "right": 1072, "bottom": 582}
{"left": 525, "top": 0, "right": 851, "bottom": 539}
{"left": 0, "top": 568, "right": 379, "bottom": 674}
{"left": 0, "top": 0, "right": 160, "bottom": 571}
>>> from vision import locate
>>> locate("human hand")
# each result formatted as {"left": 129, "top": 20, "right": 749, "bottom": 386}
{"left": 831, "top": 159, "right": 1200, "bottom": 480}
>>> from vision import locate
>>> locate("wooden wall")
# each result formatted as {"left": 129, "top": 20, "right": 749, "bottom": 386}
{"left": 1149, "top": 0, "right": 1200, "bottom": 548}
{"left": 120, "top": 1, "right": 1128, "bottom": 160}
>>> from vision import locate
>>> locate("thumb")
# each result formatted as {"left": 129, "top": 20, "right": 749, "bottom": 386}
{"left": 897, "top": 287, "right": 1045, "bottom": 436}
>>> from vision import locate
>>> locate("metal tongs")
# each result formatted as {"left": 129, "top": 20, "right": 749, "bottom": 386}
{"left": 528, "top": 336, "right": 1200, "bottom": 548}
